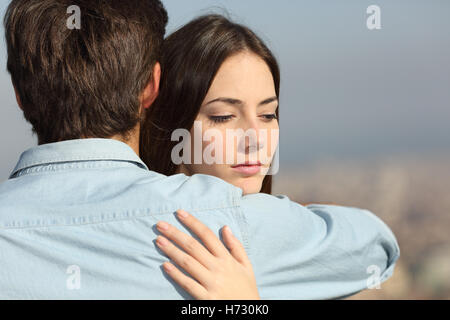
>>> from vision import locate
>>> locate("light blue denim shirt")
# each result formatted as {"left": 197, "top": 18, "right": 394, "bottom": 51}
{"left": 0, "top": 138, "right": 400, "bottom": 299}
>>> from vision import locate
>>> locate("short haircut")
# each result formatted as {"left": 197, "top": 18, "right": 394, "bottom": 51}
{"left": 4, "top": 0, "right": 168, "bottom": 144}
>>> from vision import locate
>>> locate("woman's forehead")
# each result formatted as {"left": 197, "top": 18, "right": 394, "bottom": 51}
{"left": 204, "top": 52, "right": 276, "bottom": 102}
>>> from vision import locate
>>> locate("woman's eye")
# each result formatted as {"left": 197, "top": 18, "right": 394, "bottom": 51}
{"left": 209, "top": 115, "right": 234, "bottom": 124}
{"left": 261, "top": 114, "right": 278, "bottom": 121}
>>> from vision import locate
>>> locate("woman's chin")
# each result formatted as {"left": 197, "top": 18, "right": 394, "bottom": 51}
{"left": 232, "top": 177, "right": 263, "bottom": 195}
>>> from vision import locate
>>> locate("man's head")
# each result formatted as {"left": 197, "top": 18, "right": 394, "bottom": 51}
{"left": 4, "top": 0, "right": 167, "bottom": 146}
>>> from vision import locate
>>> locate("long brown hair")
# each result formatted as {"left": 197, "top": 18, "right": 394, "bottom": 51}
{"left": 140, "top": 14, "right": 280, "bottom": 194}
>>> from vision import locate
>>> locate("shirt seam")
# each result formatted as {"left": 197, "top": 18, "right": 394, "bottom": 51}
{"left": 232, "top": 197, "right": 251, "bottom": 259}
{"left": 11, "top": 160, "right": 147, "bottom": 178}
{"left": 11, "top": 162, "right": 146, "bottom": 178}
{"left": 0, "top": 203, "right": 241, "bottom": 231}
{"left": 15, "top": 155, "right": 145, "bottom": 169}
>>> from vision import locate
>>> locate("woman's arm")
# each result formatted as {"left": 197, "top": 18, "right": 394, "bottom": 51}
{"left": 154, "top": 194, "right": 400, "bottom": 299}
{"left": 240, "top": 193, "right": 400, "bottom": 299}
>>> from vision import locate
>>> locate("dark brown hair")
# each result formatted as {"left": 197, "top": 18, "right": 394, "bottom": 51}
{"left": 140, "top": 14, "right": 280, "bottom": 194}
{"left": 4, "top": 0, "right": 168, "bottom": 144}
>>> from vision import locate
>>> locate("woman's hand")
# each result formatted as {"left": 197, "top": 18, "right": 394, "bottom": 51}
{"left": 155, "top": 209, "right": 260, "bottom": 300}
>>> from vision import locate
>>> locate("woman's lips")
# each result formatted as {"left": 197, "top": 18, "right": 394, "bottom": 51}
{"left": 231, "top": 162, "right": 262, "bottom": 176}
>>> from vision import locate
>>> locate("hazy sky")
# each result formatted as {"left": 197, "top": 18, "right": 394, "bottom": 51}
{"left": 0, "top": 0, "right": 449, "bottom": 181}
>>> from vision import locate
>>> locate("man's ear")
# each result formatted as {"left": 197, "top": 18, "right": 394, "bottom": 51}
{"left": 140, "top": 62, "right": 161, "bottom": 111}
{"left": 13, "top": 85, "right": 23, "bottom": 111}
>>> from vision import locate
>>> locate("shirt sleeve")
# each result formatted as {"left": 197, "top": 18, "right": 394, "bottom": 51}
{"left": 239, "top": 193, "right": 400, "bottom": 299}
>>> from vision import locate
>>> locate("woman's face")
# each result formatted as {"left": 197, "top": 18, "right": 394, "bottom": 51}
{"left": 179, "top": 51, "right": 279, "bottom": 195}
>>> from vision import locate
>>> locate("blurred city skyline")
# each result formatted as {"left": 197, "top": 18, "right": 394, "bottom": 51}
{"left": 0, "top": 0, "right": 449, "bottom": 180}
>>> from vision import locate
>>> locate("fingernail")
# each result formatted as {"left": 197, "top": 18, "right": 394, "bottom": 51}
{"left": 157, "top": 221, "right": 169, "bottom": 231}
{"left": 225, "top": 226, "right": 233, "bottom": 235}
{"left": 163, "top": 262, "right": 173, "bottom": 272}
{"left": 177, "top": 210, "right": 189, "bottom": 218}
{"left": 156, "top": 236, "right": 169, "bottom": 246}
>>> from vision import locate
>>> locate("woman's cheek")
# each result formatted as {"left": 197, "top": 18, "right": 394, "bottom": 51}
{"left": 196, "top": 127, "right": 227, "bottom": 177}
{"left": 268, "top": 126, "right": 280, "bottom": 160}
{"left": 258, "top": 123, "right": 279, "bottom": 166}
{"left": 200, "top": 126, "right": 226, "bottom": 165}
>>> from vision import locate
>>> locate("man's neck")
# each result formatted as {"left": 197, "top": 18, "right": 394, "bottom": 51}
{"left": 110, "top": 125, "right": 140, "bottom": 157}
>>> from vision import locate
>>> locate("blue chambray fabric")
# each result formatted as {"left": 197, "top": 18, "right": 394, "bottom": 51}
{"left": 0, "top": 138, "right": 399, "bottom": 299}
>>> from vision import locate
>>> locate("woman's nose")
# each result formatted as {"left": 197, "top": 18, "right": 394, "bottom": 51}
{"left": 238, "top": 120, "right": 266, "bottom": 154}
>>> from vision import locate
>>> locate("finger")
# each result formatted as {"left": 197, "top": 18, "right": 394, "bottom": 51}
{"left": 221, "top": 226, "right": 252, "bottom": 268}
{"left": 156, "top": 235, "right": 214, "bottom": 286}
{"left": 162, "top": 261, "right": 209, "bottom": 300}
{"left": 175, "top": 209, "right": 229, "bottom": 258}
{"left": 156, "top": 220, "right": 217, "bottom": 270}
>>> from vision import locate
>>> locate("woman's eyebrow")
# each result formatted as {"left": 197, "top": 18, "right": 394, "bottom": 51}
{"left": 204, "top": 96, "right": 278, "bottom": 107}
{"left": 204, "top": 97, "right": 243, "bottom": 106}
{"left": 259, "top": 96, "right": 278, "bottom": 106}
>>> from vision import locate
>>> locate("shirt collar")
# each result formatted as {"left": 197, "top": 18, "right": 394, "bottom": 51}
{"left": 9, "top": 138, "right": 149, "bottom": 179}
